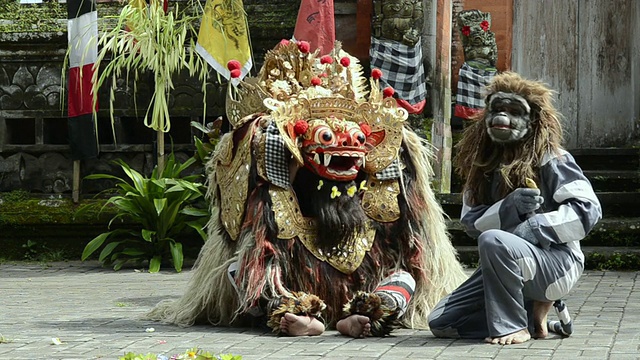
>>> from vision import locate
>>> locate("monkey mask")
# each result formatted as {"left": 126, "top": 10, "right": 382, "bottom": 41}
{"left": 484, "top": 91, "right": 532, "bottom": 144}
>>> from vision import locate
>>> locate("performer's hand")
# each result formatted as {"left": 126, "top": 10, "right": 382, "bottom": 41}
{"left": 513, "top": 221, "right": 539, "bottom": 246}
{"left": 511, "top": 188, "right": 544, "bottom": 216}
{"left": 513, "top": 221, "right": 551, "bottom": 250}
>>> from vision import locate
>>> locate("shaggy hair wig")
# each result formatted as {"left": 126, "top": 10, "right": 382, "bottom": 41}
{"left": 455, "top": 72, "right": 565, "bottom": 205}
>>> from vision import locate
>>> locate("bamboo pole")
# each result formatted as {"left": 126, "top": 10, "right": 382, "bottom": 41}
{"left": 157, "top": 130, "right": 165, "bottom": 174}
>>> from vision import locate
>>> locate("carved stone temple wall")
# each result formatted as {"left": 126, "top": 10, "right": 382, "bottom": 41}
{"left": 0, "top": 29, "right": 226, "bottom": 196}
{"left": 0, "top": 0, "right": 303, "bottom": 196}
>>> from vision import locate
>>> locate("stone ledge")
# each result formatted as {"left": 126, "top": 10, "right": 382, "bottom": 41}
{"left": 456, "top": 246, "right": 640, "bottom": 270}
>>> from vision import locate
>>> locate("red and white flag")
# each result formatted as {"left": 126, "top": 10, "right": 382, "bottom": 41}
{"left": 293, "top": 0, "right": 335, "bottom": 55}
{"left": 67, "top": 0, "right": 99, "bottom": 160}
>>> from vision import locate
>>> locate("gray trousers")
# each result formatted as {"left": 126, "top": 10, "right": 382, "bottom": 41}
{"left": 428, "top": 229, "right": 583, "bottom": 338}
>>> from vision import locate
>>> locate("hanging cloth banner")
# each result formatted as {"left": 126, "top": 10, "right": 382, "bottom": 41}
{"left": 196, "top": 0, "right": 252, "bottom": 84}
{"left": 370, "top": 37, "right": 427, "bottom": 115}
{"left": 293, "top": 0, "right": 336, "bottom": 55}
{"left": 67, "top": 0, "right": 99, "bottom": 160}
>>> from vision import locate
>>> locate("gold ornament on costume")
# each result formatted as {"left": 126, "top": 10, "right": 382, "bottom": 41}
{"left": 226, "top": 77, "right": 270, "bottom": 129}
{"left": 361, "top": 178, "right": 401, "bottom": 223}
{"left": 215, "top": 128, "right": 253, "bottom": 240}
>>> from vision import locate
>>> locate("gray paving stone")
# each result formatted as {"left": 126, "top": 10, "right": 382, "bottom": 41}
{"left": 0, "top": 262, "right": 638, "bottom": 359}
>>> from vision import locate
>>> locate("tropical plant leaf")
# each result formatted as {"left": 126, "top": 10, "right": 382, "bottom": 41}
{"left": 169, "top": 241, "right": 183, "bottom": 273}
{"left": 174, "top": 156, "right": 196, "bottom": 175}
{"left": 141, "top": 229, "right": 155, "bottom": 242}
{"left": 148, "top": 255, "right": 162, "bottom": 273}
{"left": 99, "top": 241, "right": 122, "bottom": 263}
{"left": 181, "top": 207, "right": 209, "bottom": 217}
{"left": 82, "top": 232, "right": 112, "bottom": 260}
{"left": 113, "top": 258, "right": 129, "bottom": 271}
{"left": 153, "top": 198, "right": 167, "bottom": 215}
{"left": 84, "top": 173, "right": 126, "bottom": 182}
{"left": 118, "top": 160, "right": 147, "bottom": 193}
{"left": 121, "top": 248, "right": 147, "bottom": 256}
{"left": 186, "top": 220, "right": 207, "bottom": 241}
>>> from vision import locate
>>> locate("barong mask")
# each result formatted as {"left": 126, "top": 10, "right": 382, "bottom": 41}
{"left": 217, "top": 40, "right": 408, "bottom": 256}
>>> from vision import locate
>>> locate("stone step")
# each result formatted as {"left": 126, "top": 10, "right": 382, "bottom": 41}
{"left": 570, "top": 148, "right": 640, "bottom": 171}
{"left": 455, "top": 246, "right": 640, "bottom": 270}
{"left": 447, "top": 148, "right": 640, "bottom": 193}
{"left": 438, "top": 191, "right": 640, "bottom": 218}
{"left": 446, "top": 217, "right": 640, "bottom": 247}
{"left": 449, "top": 170, "right": 640, "bottom": 194}
{"left": 583, "top": 170, "right": 640, "bottom": 192}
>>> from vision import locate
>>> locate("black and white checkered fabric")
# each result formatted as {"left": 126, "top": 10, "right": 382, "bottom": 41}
{"left": 370, "top": 37, "right": 426, "bottom": 106}
{"left": 375, "top": 158, "right": 403, "bottom": 181}
{"left": 265, "top": 122, "right": 290, "bottom": 188}
{"left": 456, "top": 61, "right": 497, "bottom": 110}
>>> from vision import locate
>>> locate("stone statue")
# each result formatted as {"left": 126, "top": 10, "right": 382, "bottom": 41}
{"left": 370, "top": 0, "right": 427, "bottom": 116}
{"left": 372, "top": 0, "right": 424, "bottom": 47}
{"left": 458, "top": 9, "right": 497, "bottom": 67}
{"left": 454, "top": 9, "right": 498, "bottom": 120}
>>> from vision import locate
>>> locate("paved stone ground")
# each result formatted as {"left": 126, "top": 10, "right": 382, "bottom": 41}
{"left": 0, "top": 261, "right": 638, "bottom": 360}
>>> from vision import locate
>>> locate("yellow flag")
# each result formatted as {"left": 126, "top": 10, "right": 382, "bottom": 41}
{"left": 196, "top": 0, "right": 252, "bottom": 83}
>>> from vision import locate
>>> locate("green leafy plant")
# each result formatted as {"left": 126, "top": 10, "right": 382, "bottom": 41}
{"left": 80, "top": 153, "right": 209, "bottom": 272}
{"left": 93, "top": 0, "right": 208, "bottom": 134}
{"left": 120, "top": 348, "right": 241, "bottom": 360}
{"left": 191, "top": 119, "right": 222, "bottom": 164}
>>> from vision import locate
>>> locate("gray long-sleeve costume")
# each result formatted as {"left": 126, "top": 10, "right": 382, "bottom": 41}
{"left": 428, "top": 149, "right": 602, "bottom": 338}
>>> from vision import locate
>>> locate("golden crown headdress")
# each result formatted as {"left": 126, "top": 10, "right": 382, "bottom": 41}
{"left": 225, "top": 40, "right": 408, "bottom": 173}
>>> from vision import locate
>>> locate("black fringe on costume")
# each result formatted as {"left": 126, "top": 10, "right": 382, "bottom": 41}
{"left": 292, "top": 168, "right": 369, "bottom": 249}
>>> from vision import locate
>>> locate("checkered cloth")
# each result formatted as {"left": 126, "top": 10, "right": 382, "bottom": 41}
{"left": 375, "top": 158, "right": 403, "bottom": 181}
{"left": 265, "top": 122, "right": 290, "bottom": 189}
{"left": 455, "top": 61, "right": 497, "bottom": 113}
{"left": 370, "top": 37, "right": 426, "bottom": 107}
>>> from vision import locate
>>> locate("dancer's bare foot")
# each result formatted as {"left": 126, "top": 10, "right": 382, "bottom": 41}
{"left": 533, "top": 300, "right": 554, "bottom": 339}
{"left": 485, "top": 328, "right": 531, "bottom": 345}
{"left": 336, "top": 315, "right": 371, "bottom": 338}
{"left": 279, "top": 313, "right": 324, "bottom": 336}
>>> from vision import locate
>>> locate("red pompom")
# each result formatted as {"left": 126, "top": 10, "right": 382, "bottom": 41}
{"left": 297, "top": 41, "right": 311, "bottom": 53}
{"left": 294, "top": 120, "right": 309, "bottom": 136}
{"left": 339, "top": 56, "right": 351, "bottom": 67}
{"left": 371, "top": 68, "right": 383, "bottom": 80}
{"left": 310, "top": 76, "right": 322, "bottom": 86}
{"left": 230, "top": 69, "right": 242, "bottom": 79}
{"left": 279, "top": 39, "right": 291, "bottom": 47}
{"left": 383, "top": 86, "right": 395, "bottom": 98}
{"left": 227, "top": 60, "right": 241, "bottom": 71}
{"left": 320, "top": 55, "right": 333, "bottom": 65}
{"left": 359, "top": 123, "right": 372, "bottom": 137}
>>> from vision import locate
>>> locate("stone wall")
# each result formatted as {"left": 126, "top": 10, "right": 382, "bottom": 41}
{"left": 0, "top": 0, "right": 303, "bottom": 196}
